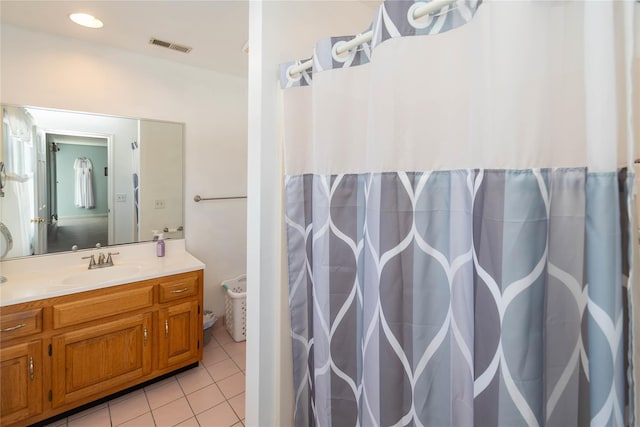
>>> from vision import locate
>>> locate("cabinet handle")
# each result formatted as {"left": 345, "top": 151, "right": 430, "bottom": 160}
{"left": 1, "top": 323, "right": 26, "bottom": 332}
{"left": 165, "top": 320, "right": 169, "bottom": 338}
{"left": 29, "top": 356, "right": 34, "bottom": 381}
{"left": 143, "top": 327, "right": 148, "bottom": 346}
{"left": 169, "top": 287, "right": 190, "bottom": 294}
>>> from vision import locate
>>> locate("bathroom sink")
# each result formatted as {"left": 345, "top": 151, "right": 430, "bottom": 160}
{"left": 61, "top": 265, "right": 142, "bottom": 285}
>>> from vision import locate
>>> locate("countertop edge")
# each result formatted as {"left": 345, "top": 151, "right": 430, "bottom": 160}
{"left": 0, "top": 252, "right": 205, "bottom": 307}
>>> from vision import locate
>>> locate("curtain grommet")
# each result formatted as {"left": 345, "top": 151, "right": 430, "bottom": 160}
{"left": 331, "top": 40, "right": 352, "bottom": 63}
{"left": 408, "top": 2, "right": 435, "bottom": 29}
{"left": 286, "top": 63, "right": 303, "bottom": 84}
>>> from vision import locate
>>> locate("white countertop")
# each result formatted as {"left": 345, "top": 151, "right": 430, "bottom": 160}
{"left": 0, "top": 239, "right": 205, "bottom": 307}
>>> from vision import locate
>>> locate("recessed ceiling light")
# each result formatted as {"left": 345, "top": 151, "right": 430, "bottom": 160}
{"left": 69, "top": 13, "right": 103, "bottom": 29}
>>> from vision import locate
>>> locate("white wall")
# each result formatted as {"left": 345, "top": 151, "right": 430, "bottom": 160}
{"left": 139, "top": 120, "right": 183, "bottom": 242}
{"left": 1, "top": 24, "right": 248, "bottom": 315}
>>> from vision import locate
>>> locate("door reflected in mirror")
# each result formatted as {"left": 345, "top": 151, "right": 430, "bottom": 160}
{"left": 0, "top": 105, "right": 184, "bottom": 258}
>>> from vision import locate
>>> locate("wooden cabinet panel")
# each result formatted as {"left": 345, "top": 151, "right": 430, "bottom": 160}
{"left": 0, "top": 269, "right": 203, "bottom": 426}
{"left": 0, "top": 340, "right": 42, "bottom": 425}
{"left": 52, "top": 286, "right": 153, "bottom": 329}
{"left": 51, "top": 313, "right": 153, "bottom": 408}
{"left": 0, "top": 309, "right": 42, "bottom": 342}
{"left": 158, "top": 273, "right": 199, "bottom": 303}
{"left": 158, "top": 301, "right": 199, "bottom": 369}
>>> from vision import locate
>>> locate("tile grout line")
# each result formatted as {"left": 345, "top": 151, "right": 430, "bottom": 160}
{"left": 63, "top": 330, "right": 244, "bottom": 427}
{"left": 144, "top": 386, "right": 157, "bottom": 427}
{"left": 174, "top": 370, "right": 197, "bottom": 418}
{"left": 228, "top": 396, "right": 244, "bottom": 423}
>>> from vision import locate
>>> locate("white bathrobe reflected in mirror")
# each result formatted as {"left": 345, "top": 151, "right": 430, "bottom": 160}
{"left": 73, "top": 157, "right": 95, "bottom": 209}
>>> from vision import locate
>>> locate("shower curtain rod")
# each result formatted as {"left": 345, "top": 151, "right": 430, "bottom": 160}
{"left": 288, "top": 0, "right": 459, "bottom": 77}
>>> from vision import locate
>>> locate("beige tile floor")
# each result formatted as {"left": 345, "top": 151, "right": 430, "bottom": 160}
{"left": 43, "top": 321, "right": 246, "bottom": 427}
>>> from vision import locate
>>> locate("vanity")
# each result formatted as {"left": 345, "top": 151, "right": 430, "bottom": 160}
{"left": 0, "top": 239, "right": 204, "bottom": 427}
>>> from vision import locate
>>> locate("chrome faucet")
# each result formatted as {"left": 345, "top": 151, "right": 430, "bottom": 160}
{"left": 106, "top": 252, "right": 118, "bottom": 265}
{"left": 82, "top": 252, "right": 119, "bottom": 269}
{"left": 82, "top": 254, "right": 97, "bottom": 269}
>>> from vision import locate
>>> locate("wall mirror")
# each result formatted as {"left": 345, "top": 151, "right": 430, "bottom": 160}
{"left": 0, "top": 105, "right": 184, "bottom": 259}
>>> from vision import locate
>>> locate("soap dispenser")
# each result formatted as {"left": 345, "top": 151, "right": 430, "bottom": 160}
{"left": 156, "top": 233, "right": 165, "bottom": 257}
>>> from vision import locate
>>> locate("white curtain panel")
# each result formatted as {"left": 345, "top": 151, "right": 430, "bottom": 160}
{"left": 280, "top": 1, "right": 637, "bottom": 426}
{"left": 282, "top": 1, "right": 634, "bottom": 175}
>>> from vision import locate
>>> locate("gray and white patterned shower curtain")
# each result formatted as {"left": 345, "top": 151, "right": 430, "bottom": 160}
{"left": 280, "top": 1, "right": 637, "bottom": 426}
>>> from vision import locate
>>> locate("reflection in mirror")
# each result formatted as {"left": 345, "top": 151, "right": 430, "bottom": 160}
{"left": 0, "top": 105, "right": 184, "bottom": 259}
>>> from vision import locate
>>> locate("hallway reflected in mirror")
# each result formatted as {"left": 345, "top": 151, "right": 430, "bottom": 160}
{"left": 47, "top": 216, "right": 108, "bottom": 253}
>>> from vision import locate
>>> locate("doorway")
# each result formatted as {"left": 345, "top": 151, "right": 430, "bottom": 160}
{"left": 47, "top": 133, "right": 109, "bottom": 253}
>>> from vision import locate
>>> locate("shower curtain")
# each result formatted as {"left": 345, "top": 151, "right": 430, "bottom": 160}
{"left": 2, "top": 106, "right": 36, "bottom": 257}
{"left": 280, "top": 1, "right": 637, "bottom": 426}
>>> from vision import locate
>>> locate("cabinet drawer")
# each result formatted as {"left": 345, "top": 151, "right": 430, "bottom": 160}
{"left": 0, "top": 309, "right": 42, "bottom": 342}
{"left": 52, "top": 286, "right": 154, "bottom": 329}
{"left": 158, "top": 274, "right": 199, "bottom": 303}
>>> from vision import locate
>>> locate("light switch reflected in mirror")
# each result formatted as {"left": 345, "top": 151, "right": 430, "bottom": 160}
{"left": 0, "top": 105, "right": 184, "bottom": 259}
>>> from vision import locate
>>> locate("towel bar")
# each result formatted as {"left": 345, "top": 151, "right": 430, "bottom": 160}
{"left": 194, "top": 195, "right": 247, "bottom": 202}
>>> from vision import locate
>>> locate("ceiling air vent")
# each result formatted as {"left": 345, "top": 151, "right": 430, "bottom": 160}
{"left": 149, "top": 37, "right": 192, "bottom": 54}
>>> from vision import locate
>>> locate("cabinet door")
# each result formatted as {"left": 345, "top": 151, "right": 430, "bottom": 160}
{"left": 0, "top": 340, "right": 42, "bottom": 425}
{"left": 51, "top": 312, "right": 152, "bottom": 408}
{"left": 158, "top": 301, "right": 200, "bottom": 369}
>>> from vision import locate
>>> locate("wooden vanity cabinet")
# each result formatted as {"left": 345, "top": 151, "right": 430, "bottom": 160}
{"left": 0, "top": 307, "right": 44, "bottom": 426}
{"left": 51, "top": 312, "right": 153, "bottom": 408}
{"left": 0, "top": 309, "right": 42, "bottom": 341}
{"left": 157, "top": 274, "right": 201, "bottom": 370}
{"left": 0, "top": 269, "right": 203, "bottom": 427}
{"left": 158, "top": 301, "right": 199, "bottom": 370}
{"left": 0, "top": 340, "right": 43, "bottom": 426}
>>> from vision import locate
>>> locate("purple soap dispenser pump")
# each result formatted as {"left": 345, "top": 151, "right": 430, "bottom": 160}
{"left": 156, "top": 233, "right": 165, "bottom": 257}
